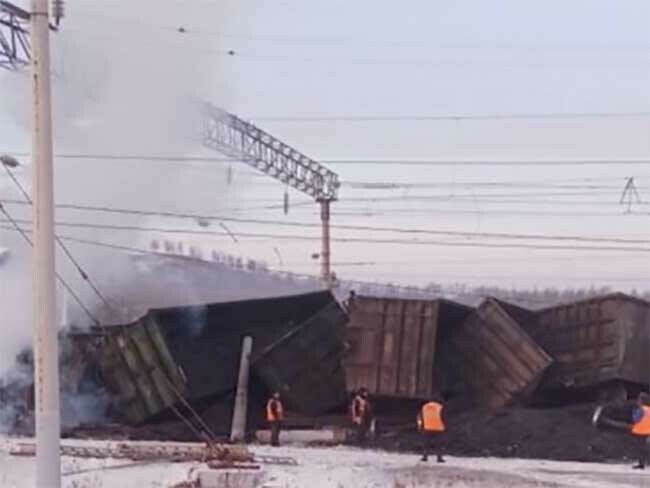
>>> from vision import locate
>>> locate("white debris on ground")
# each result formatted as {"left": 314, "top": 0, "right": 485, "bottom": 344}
{"left": 1, "top": 437, "right": 649, "bottom": 488}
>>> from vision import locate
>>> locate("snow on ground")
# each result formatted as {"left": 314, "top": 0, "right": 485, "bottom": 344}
{"left": 2, "top": 437, "right": 650, "bottom": 487}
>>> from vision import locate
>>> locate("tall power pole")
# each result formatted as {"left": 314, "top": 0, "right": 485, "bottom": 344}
{"left": 203, "top": 104, "right": 340, "bottom": 287}
{"left": 31, "top": 0, "right": 60, "bottom": 486}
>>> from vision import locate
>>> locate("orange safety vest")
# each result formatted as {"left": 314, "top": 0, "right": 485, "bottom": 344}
{"left": 632, "top": 406, "right": 650, "bottom": 436}
{"left": 351, "top": 396, "right": 368, "bottom": 425}
{"left": 266, "top": 399, "right": 284, "bottom": 422}
{"left": 418, "top": 401, "right": 445, "bottom": 432}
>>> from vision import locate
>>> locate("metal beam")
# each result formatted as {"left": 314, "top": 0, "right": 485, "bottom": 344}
{"left": 203, "top": 104, "right": 340, "bottom": 202}
{"left": 0, "top": 1, "right": 31, "bottom": 70}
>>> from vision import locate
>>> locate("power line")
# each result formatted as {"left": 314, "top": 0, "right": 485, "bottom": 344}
{"left": 2, "top": 199, "right": 649, "bottom": 244}
{"left": 249, "top": 112, "right": 650, "bottom": 123}
{"left": 51, "top": 21, "right": 650, "bottom": 72}
{"left": 0, "top": 226, "right": 630, "bottom": 305}
{"left": 332, "top": 207, "right": 650, "bottom": 218}
{"left": 4, "top": 150, "right": 650, "bottom": 166}
{"left": 3, "top": 193, "right": 641, "bottom": 219}
{"left": 69, "top": 11, "right": 650, "bottom": 53}
{"left": 1, "top": 164, "right": 115, "bottom": 311}
{"left": 2, "top": 199, "right": 648, "bottom": 244}
{"left": 0, "top": 204, "right": 100, "bottom": 326}
{"left": 4, "top": 218, "right": 650, "bottom": 254}
{"left": 344, "top": 180, "right": 637, "bottom": 190}
{"left": 1, "top": 151, "right": 239, "bottom": 163}
{"left": 323, "top": 159, "right": 650, "bottom": 166}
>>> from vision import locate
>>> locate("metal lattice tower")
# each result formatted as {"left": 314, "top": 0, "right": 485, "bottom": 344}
{"left": 203, "top": 104, "right": 339, "bottom": 201}
{"left": 0, "top": 1, "right": 30, "bottom": 70}
{"left": 203, "top": 103, "right": 340, "bottom": 286}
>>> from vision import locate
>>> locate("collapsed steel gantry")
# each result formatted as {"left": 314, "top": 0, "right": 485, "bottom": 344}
{"left": 203, "top": 104, "right": 340, "bottom": 286}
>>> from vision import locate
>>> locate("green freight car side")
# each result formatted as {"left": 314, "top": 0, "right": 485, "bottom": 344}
{"left": 252, "top": 302, "right": 349, "bottom": 415}
{"left": 94, "top": 316, "right": 188, "bottom": 424}
{"left": 80, "top": 291, "right": 349, "bottom": 424}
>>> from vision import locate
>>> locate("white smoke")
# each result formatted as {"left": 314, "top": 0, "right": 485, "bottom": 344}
{"left": 0, "top": 0, "right": 235, "bottom": 430}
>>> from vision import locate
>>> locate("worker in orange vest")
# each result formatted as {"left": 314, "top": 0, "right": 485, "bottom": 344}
{"left": 350, "top": 387, "right": 372, "bottom": 444}
{"left": 417, "top": 396, "right": 446, "bottom": 463}
{"left": 266, "top": 391, "right": 284, "bottom": 447}
{"left": 631, "top": 392, "right": 650, "bottom": 469}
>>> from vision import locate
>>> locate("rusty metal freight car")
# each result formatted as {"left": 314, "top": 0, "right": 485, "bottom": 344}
{"left": 342, "top": 295, "right": 473, "bottom": 399}
{"left": 75, "top": 291, "right": 349, "bottom": 424}
{"left": 442, "top": 298, "right": 553, "bottom": 409}
{"left": 528, "top": 293, "right": 650, "bottom": 394}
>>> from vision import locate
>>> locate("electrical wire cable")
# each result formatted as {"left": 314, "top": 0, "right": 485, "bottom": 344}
{"left": 0, "top": 204, "right": 100, "bottom": 326}
{"left": 1, "top": 199, "right": 647, "bottom": 245}
{"left": 0, "top": 226, "right": 567, "bottom": 306}
{"left": 4, "top": 150, "right": 650, "bottom": 166}
{"left": 4, "top": 218, "right": 650, "bottom": 253}
{"left": 2, "top": 164, "right": 115, "bottom": 311}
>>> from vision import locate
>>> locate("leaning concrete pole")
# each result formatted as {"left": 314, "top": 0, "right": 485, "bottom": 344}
{"left": 230, "top": 336, "right": 253, "bottom": 442}
{"left": 31, "top": 0, "right": 61, "bottom": 486}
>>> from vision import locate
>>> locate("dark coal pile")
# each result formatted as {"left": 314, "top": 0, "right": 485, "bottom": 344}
{"left": 375, "top": 403, "right": 644, "bottom": 463}
{"left": 63, "top": 401, "right": 646, "bottom": 464}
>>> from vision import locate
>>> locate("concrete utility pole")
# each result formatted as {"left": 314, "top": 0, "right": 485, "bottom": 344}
{"left": 319, "top": 200, "right": 331, "bottom": 287}
{"left": 31, "top": 0, "right": 61, "bottom": 486}
{"left": 230, "top": 336, "right": 253, "bottom": 442}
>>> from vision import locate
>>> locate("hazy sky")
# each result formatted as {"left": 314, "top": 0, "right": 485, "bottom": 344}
{"left": 2, "top": 0, "right": 650, "bottom": 293}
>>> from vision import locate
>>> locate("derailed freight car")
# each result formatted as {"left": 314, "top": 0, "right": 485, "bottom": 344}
{"left": 74, "top": 291, "right": 349, "bottom": 424}
{"left": 442, "top": 298, "right": 553, "bottom": 409}
{"left": 527, "top": 293, "right": 650, "bottom": 396}
{"left": 342, "top": 294, "right": 473, "bottom": 399}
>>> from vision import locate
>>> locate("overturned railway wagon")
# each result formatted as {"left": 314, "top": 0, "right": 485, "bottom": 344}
{"left": 343, "top": 295, "right": 473, "bottom": 399}
{"left": 443, "top": 298, "right": 553, "bottom": 409}
{"left": 74, "top": 291, "right": 348, "bottom": 424}
{"left": 528, "top": 293, "right": 650, "bottom": 395}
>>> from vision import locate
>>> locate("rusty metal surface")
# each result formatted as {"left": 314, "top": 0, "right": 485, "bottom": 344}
{"left": 530, "top": 293, "right": 650, "bottom": 389}
{"left": 343, "top": 295, "right": 472, "bottom": 399}
{"left": 445, "top": 298, "right": 553, "bottom": 409}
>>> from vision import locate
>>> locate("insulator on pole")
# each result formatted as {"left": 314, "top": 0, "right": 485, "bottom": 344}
{"left": 52, "top": 0, "right": 64, "bottom": 26}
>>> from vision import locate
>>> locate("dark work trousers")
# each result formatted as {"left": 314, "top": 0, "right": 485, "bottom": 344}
{"left": 636, "top": 436, "right": 650, "bottom": 468}
{"left": 270, "top": 421, "right": 281, "bottom": 447}
{"left": 356, "top": 416, "right": 371, "bottom": 445}
{"left": 421, "top": 431, "right": 445, "bottom": 462}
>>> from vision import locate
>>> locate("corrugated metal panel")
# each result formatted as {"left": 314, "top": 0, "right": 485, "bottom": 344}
{"left": 92, "top": 317, "right": 187, "bottom": 424}
{"left": 343, "top": 296, "right": 472, "bottom": 399}
{"left": 252, "top": 301, "right": 348, "bottom": 415}
{"left": 79, "top": 291, "right": 349, "bottom": 423}
{"left": 531, "top": 293, "right": 650, "bottom": 389}
{"left": 446, "top": 298, "right": 553, "bottom": 409}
